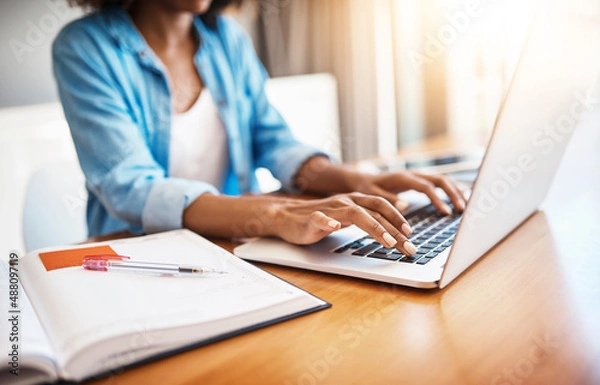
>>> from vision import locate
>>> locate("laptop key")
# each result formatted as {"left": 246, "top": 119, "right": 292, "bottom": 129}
{"left": 369, "top": 252, "right": 402, "bottom": 261}
{"left": 398, "top": 255, "right": 419, "bottom": 263}
{"left": 349, "top": 240, "right": 363, "bottom": 249}
{"left": 416, "top": 257, "right": 432, "bottom": 265}
{"left": 352, "top": 243, "right": 382, "bottom": 256}
{"left": 334, "top": 244, "right": 350, "bottom": 253}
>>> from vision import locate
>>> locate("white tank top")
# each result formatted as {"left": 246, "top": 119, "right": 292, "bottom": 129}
{"left": 168, "top": 90, "right": 229, "bottom": 191}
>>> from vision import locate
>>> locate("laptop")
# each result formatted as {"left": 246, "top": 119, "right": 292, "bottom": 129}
{"left": 235, "top": 11, "right": 600, "bottom": 289}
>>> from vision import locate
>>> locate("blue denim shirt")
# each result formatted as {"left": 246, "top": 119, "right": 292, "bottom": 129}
{"left": 53, "top": 7, "right": 322, "bottom": 237}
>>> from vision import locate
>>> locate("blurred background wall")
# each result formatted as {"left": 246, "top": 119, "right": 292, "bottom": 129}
{"left": 0, "top": 0, "right": 82, "bottom": 107}
{"left": 2, "top": 0, "right": 599, "bottom": 161}
{"left": 249, "top": 0, "right": 533, "bottom": 161}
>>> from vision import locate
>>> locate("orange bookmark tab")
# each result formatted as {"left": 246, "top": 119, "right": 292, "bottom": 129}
{"left": 39, "top": 245, "right": 118, "bottom": 272}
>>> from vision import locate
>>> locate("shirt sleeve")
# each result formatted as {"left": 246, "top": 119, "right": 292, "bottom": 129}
{"left": 223, "top": 18, "right": 330, "bottom": 193}
{"left": 52, "top": 24, "right": 218, "bottom": 234}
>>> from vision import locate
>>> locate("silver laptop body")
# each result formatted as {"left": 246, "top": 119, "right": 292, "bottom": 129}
{"left": 235, "top": 11, "right": 600, "bottom": 289}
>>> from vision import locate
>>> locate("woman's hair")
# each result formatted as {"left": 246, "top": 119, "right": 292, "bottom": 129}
{"left": 67, "top": 0, "right": 242, "bottom": 29}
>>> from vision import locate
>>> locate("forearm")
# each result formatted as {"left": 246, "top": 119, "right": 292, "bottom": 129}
{"left": 182, "top": 193, "right": 293, "bottom": 239}
{"left": 183, "top": 180, "right": 420, "bottom": 255}
{"left": 294, "top": 156, "right": 364, "bottom": 195}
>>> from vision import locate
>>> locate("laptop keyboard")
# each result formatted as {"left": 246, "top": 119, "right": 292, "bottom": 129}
{"left": 333, "top": 203, "right": 462, "bottom": 265}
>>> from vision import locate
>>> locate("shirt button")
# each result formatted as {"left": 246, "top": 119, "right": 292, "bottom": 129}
{"left": 217, "top": 99, "right": 227, "bottom": 107}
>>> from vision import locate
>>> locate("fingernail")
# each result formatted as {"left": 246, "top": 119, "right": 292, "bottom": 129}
{"left": 401, "top": 223, "right": 413, "bottom": 236}
{"left": 403, "top": 241, "right": 418, "bottom": 256}
{"left": 328, "top": 220, "right": 340, "bottom": 229}
{"left": 395, "top": 200, "right": 410, "bottom": 212}
{"left": 442, "top": 203, "right": 452, "bottom": 215}
{"left": 456, "top": 200, "right": 466, "bottom": 211}
{"left": 383, "top": 232, "right": 397, "bottom": 248}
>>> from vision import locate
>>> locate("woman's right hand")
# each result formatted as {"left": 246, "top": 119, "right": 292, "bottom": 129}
{"left": 271, "top": 192, "right": 418, "bottom": 256}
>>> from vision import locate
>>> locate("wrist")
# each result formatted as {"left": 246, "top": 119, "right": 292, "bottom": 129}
{"left": 263, "top": 199, "right": 284, "bottom": 237}
{"left": 261, "top": 196, "right": 300, "bottom": 237}
{"left": 341, "top": 169, "right": 374, "bottom": 193}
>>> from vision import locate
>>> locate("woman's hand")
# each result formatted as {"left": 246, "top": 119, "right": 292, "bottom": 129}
{"left": 296, "top": 156, "right": 468, "bottom": 215}
{"left": 272, "top": 193, "right": 418, "bottom": 255}
{"left": 184, "top": 192, "right": 417, "bottom": 255}
{"left": 349, "top": 171, "right": 469, "bottom": 216}
{"left": 185, "top": 159, "right": 469, "bottom": 256}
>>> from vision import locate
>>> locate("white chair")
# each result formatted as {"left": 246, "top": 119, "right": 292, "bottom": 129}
{"left": 0, "top": 102, "right": 81, "bottom": 256}
{"left": 266, "top": 73, "right": 341, "bottom": 159}
{"left": 259, "top": 73, "right": 341, "bottom": 192}
{"left": 22, "top": 161, "right": 88, "bottom": 252}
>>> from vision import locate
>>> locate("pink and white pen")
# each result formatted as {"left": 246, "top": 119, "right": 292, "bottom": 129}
{"left": 82, "top": 255, "right": 227, "bottom": 277}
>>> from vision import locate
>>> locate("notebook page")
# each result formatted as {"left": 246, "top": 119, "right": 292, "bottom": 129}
{"left": 18, "top": 230, "right": 322, "bottom": 374}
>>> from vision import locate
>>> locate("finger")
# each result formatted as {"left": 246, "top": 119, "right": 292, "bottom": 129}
{"left": 440, "top": 176, "right": 468, "bottom": 211}
{"left": 457, "top": 183, "right": 472, "bottom": 201}
{"left": 333, "top": 205, "right": 399, "bottom": 249}
{"left": 368, "top": 185, "right": 410, "bottom": 213}
{"left": 309, "top": 211, "right": 341, "bottom": 232}
{"left": 423, "top": 174, "right": 466, "bottom": 212}
{"left": 349, "top": 193, "right": 413, "bottom": 237}
{"left": 365, "top": 209, "right": 418, "bottom": 256}
{"left": 402, "top": 174, "right": 452, "bottom": 215}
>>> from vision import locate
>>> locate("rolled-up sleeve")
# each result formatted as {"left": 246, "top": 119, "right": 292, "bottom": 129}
{"left": 53, "top": 25, "right": 218, "bottom": 234}
{"left": 229, "top": 20, "right": 328, "bottom": 193}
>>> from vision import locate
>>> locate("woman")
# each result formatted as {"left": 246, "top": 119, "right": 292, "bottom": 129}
{"left": 54, "top": 0, "right": 467, "bottom": 256}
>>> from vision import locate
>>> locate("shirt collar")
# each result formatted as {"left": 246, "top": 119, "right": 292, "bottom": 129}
{"left": 104, "top": 6, "right": 211, "bottom": 55}
{"left": 104, "top": 6, "right": 147, "bottom": 55}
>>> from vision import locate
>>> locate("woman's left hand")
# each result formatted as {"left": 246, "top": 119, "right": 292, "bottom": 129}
{"left": 349, "top": 171, "right": 469, "bottom": 215}
{"left": 296, "top": 156, "right": 469, "bottom": 215}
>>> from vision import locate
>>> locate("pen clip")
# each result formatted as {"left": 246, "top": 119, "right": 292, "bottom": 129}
{"left": 83, "top": 255, "right": 130, "bottom": 271}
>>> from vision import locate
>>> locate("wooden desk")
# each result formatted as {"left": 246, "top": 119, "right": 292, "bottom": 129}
{"left": 86, "top": 114, "right": 600, "bottom": 385}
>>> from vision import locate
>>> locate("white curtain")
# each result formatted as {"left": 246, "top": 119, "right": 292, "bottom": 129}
{"left": 247, "top": 0, "right": 447, "bottom": 162}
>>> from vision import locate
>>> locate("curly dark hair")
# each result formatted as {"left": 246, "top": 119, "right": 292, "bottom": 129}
{"left": 66, "top": 0, "right": 242, "bottom": 29}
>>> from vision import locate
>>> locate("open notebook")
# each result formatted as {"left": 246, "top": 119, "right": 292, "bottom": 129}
{"left": 0, "top": 230, "right": 329, "bottom": 385}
